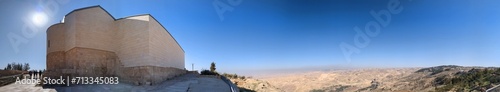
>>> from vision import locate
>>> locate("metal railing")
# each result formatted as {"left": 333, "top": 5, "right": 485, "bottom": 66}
{"left": 220, "top": 76, "right": 239, "bottom": 92}
{"left": 486, "top": 84, "right": 500, "bottom": 92}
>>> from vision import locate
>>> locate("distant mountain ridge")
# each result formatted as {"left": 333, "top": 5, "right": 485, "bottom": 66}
{"left": 260, "top": 65, "right": 500, "bottom": 92}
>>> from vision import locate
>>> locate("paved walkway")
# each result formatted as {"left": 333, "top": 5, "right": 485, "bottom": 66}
{"left": 189, "top": 77, "right": 231, "bottom": 92}
{"left": 0, "top": 73, "right": 231, "bottom": 92}
{"left": 0, "top": 83, "right": 56, "bottom": 92}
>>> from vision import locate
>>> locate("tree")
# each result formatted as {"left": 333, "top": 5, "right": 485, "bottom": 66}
{"left": 210, "top": 62, "right": 216, "bottom": 72}
{"left": 6, "top": 64, "right": 11, "bottom": 70}
{"left": 11, "top": 62, "right": 22, "bottom": 70}
{"left": 200, "top": 69, "right": 217, "bottom": 75}
{"left": 496, "top": 68, "right": 500, "bottom": 74}
{"left": 5, "top": 62, "right": 29, "bottom": 71}
{"left": 23, "top": 63, "right": 30, "bottom": 71}
{"left": 18, "top": 63, "right": 23, "bottom": 70}
{"left": 11, "top": 62, "right": 16, "bottom": 70}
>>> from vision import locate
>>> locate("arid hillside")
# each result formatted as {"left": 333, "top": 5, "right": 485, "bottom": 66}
{"left": 259, "top": 65, "right": 500, "bottom": 92}
{"left": 224, "top": 73, "right": 283, "bottom": 92}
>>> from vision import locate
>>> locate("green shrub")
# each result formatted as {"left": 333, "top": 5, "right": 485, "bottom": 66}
{"left": 222, "top": 73, "right": 247, "bottom": 79}
{"left": 310, "top": 89, "right": 325, "bottom": 92}
{"left": 434, "top": 68, "right": 500, "bottom": 91}
{"left": 200, "top": 69, "right": 218, "bottom": 75}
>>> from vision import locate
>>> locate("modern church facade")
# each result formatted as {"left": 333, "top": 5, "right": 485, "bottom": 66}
{"left": 46, "top": 5, "right": 185, "bottom": 85}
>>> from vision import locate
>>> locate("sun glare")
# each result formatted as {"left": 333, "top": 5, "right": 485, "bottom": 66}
{"left": 32, "top": 12, "right": 48, "bottom": 27}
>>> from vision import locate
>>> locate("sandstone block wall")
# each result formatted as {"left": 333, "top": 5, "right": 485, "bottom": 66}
{"left": 45, "top": 47, "right": 118, "bottom": 78}
{"left": 117, "top": 66, "right": 187, "bottom": 85}
{"left": 115, "top": 18, "right": 151, "bottom": 67}
{"left": 46, "top": 24, "right": 65, "bottom": 53}
{"left": 148, "top": 16, "right": 185, "bottom": 69}
{"left": 71, "top": 7, "right": 116, "bottom": 52}
{"left": 46, "top": 5, "right": 185, "bottom": 85}
{"left": 64, "top": 47, "right": 119, "bottom": 77}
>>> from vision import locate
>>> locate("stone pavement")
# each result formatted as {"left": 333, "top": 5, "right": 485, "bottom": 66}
{"left": 0, "top": 83, "right": 56, "bottom": 92}
{"left": 188, "top": 77, "right": 231, "bottom": 92}
{"left": 0, "top": 73, "right": 231, "bottom": 92}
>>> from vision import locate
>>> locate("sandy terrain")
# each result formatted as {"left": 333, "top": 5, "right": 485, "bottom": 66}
{"left": 228, "top": 77, "right": 283, "bottom": 92}
{"left": 260, "top": 68, "right": 421, "bottom": 92}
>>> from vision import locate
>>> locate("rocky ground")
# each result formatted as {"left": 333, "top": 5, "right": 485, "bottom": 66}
{"left": 226, "top": 76, "right": 282, "bottom": 92}
{"left": 259, "top": 65, "right": 500, "bottom": 92}
{"left": 261, "top": 68, "right": 419, "bottom": 92}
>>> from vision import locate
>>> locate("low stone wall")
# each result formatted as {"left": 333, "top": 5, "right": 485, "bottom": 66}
{"left": 117, "top": 66, "right": 187, "bottom": 85}
{"left": 198, "top": 75, "right": 220, "bottom": 79}
{"left": 65, "top": 47, "right": 120, "bottom": 77}
{"left": 45, "top": 51, "right": 67, "bottom": 78}
{"left": 46, "top": 51, "right": 66, "bottom": 72}
{"left": 46, "top": 47, "right": 119, "bottom": 77}
{"left": 46, "top": 47, "right": 186, "bottom": 85}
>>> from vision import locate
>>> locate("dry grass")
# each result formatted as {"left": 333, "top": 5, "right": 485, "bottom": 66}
{"left": 0, "top": 70, "right": 27, "bottom": 77}
{"left": 0, "top": 70, "right": 27, "bottom": 86}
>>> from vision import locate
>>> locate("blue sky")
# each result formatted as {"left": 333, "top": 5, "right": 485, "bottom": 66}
{"left": 1, "top": 0, "right": 499, "bottom": 74}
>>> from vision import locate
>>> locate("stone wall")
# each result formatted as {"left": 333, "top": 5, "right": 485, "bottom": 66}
{"left": 46, "top": 6, "right": 186, "bottom": 85}
{"left": 148, "top": 16, "right": 185, "bottom": 69}
{"left": 46, "top": 47, "right": 186, "bottom": 85}
{"left": 45, "top": 47, "right": 118, "bottom": 78}
{"left": 117, "top": 66, "right": 187, "bottom": 85}
{"left": 46, "top": 51, "right": 65, "bottom": 71}
{"left": 46, "top": 24, "right": 65, "bottom": 53}
{"left": 63, "top": 10, "right": 77, "bottom": 52}
{"left": 115, "top": 18, "right": 151, "bottom": 67}
{"left": 70, "top": 6, "right": 117, "bottom": 52}
{"left": 64, "top": 47, "right": 119, "bottom": 77}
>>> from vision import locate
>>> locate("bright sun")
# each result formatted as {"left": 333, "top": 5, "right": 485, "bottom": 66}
{"left": 32, "top": 12, "right": 48, "bottom": 27}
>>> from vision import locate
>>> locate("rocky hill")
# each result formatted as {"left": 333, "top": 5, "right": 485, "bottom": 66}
{"left": 223, "top": 73, "right": 283, "bottom": 92}
{"left": 259, "top": 65, "right": 500, "bottom": 92}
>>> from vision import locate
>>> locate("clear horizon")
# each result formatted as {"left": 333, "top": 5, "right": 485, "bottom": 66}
{"left": 1, "top": 0, "right": 499, "bottom": 75}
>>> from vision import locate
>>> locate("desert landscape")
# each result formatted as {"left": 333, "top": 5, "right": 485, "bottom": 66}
{"left": 2, "top": 0, "right": 500, "bottom": 92}
{"left": 244, "top": 65, "right": 500, "bottom": 92}
{"left": 261, "top": 68, "right": 418, "bottom": 92}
